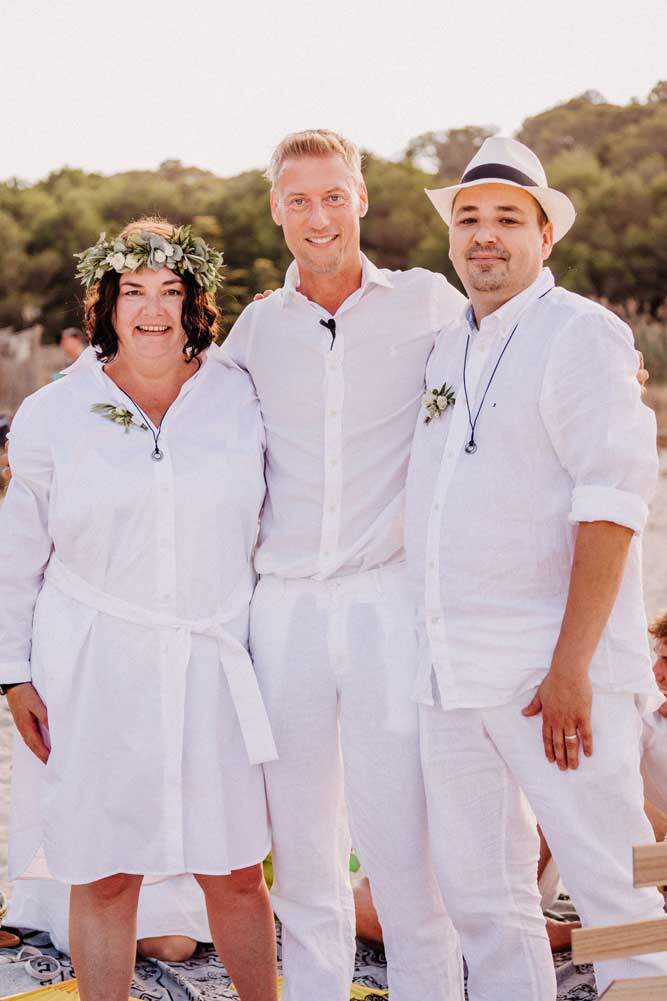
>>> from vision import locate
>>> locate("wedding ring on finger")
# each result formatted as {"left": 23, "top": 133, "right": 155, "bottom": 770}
{"left": 564, "top": 733, "right": 578, "bottom": 742}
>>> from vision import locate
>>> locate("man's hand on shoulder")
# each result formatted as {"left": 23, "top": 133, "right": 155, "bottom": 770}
{"left": 7, "top": 683, "right": 49, "bottom": 764}
{"left": 253, "top": 290, "right": 276, "bottom": 302}
{"left": 636, "top": 350, "right": 649, "bottom": 390}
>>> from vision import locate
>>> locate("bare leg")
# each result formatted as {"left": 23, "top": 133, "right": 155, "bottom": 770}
{"left": 70, "top": 873, "right": 143, "bottom": 1001}
{"left": 137, "top": 935, "right": 197, "bottom": 962}
{"left": 645, "top": 797, "right": 667, "bottom": 842}
{"left": 352, "top": 876, "right": 383, "bottom": 943}
{"left": 537, "top": 826, "right": 551, "bottom": 882}
{"left": 195, "top": 866, "right": 277, "bottom": 1001}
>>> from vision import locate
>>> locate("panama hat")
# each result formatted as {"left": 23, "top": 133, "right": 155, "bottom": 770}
{"left": 425, "top": 136, "right": 576, "bottom": 242}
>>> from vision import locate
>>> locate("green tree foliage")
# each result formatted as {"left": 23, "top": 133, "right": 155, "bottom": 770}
{"left": 404, "top": 126, "right": 497, "bottom": 181}
{"left": 1, "top": 84, "right": 666, "bottom": 347}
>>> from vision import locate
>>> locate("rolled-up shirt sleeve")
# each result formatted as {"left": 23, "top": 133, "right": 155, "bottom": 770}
{"left": 539, "top": 309, "right": 658, "bottom": 533}
{"left": 0, "top": 397, "right": 54, "bottom": 681}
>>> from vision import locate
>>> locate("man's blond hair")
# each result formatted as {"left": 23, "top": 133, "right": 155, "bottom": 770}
{"left": 266, "top": 129, "right": 363, "bottom": 190}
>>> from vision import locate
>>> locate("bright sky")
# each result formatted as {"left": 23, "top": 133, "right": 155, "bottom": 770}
{"left": 2, "top": 0, "right": 666, "bottom": 183}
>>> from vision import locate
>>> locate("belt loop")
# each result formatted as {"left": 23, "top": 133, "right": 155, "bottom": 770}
{"left": 373, "top": 567, "right": 385, "bottom": 594}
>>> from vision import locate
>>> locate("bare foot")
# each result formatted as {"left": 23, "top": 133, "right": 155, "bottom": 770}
{"left": 546, "top": 917, "right": 580, "bottom": 953}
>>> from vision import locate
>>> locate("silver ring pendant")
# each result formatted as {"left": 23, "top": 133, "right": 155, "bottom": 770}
{"left": 464, "top": 440, "right": 477, "bottom": 454}
{"left": 152, "top": 448, "right": 164, "bottom": 462}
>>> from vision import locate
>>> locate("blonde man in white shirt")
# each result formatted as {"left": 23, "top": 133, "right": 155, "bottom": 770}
{"left": 222, "top": 130, "right": 466, "bottom": 1001}
{"left": 406, "top": 137, "right": 667, "bottom": 999}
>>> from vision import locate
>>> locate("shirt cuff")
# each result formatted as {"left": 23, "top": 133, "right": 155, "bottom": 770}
{"left": 0, "top": 661, "right": 32, "bottom": 684}
{"left": 568, "top": 484, "right": 649, "bottom": 533}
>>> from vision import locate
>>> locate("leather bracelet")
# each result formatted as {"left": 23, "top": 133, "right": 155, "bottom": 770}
{"left": 0, "top": 682, "right": 25, "bottom": 696}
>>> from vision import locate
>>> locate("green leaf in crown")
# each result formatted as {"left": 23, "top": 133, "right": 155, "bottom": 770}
{"left": 75, "top": 227, "right": 224, "bottom": 294}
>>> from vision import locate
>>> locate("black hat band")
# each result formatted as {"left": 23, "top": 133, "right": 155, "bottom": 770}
{"left": 460, "top": 163, "right": 539, "bottom": 187}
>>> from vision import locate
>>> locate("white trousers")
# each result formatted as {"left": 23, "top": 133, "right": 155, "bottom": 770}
{"left": 250, "top": 565, "right": 464, "bottom": 1001}
{"left": 420, "top": 690, "right": 667, "bottom": 1001}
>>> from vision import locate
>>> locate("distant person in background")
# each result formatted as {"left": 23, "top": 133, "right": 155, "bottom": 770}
{"left": 51, "top": 328, "right": 87, "bottom": 381}
{"left": 6, "top": 874, "right": 208, "bottom": 961}
{"left": 0, "top": 414, "right": 9, "bottom": 493}
{"left": 59, "top": 327, "right": 86, "bottom": 364}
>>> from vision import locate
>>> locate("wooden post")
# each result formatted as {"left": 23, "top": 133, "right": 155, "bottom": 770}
{"left": 0, "top": 325, "right": 43, "bottom": 416}
{"left": 572, "top": 918, "right": 667, "bottom": 964}
{"left": 571, "top": 840, "right": 667, "bottom": 997}
{"left": 598, "top": 976, "right": 667, "bottom": 998}
{"left": 634, "top": 844, "right": 667, "bottom": 888}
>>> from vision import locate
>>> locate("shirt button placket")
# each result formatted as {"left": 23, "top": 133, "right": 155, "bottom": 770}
{"left": 320, "top": 334, "right": 345, "bottom": 573}
{"left": 154, "top": 440, "right": 176, "bottom": 609}
{"left": 153, "top": 439, "right": 185, "bottom": 868}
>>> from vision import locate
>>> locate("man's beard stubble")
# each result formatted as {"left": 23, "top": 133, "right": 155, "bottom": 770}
{"left": 466, "top": 257, "right": 511, "bottom": 293}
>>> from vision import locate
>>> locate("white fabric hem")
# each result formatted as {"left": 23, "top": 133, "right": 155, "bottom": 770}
{"left": 11, "top": 838, "right": 272, "bottom": 886}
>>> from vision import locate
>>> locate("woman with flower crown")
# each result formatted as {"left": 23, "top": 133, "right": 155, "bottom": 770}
{"left": 0, "top": 218, "right": 278, "bottom": 1001}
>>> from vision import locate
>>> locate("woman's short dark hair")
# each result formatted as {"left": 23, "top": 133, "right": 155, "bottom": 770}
{"left": 83, "top": 217, "right": 220, "bottom": 363}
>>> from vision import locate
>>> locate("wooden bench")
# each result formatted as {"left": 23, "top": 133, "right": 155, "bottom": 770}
{"left": 571, "top": 843, "right": 667, "bottom": 998}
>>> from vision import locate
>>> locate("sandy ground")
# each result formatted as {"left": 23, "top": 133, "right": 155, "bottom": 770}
{"left": 0, "top": 452, "right": 665, "bottom": 891}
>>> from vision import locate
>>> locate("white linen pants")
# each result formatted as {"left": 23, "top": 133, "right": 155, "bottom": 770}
{"left": 420, "top": 690, "right": 667, "bottom": 1001}
{"left": 250, "top": 565, "right": 464, "bottom": 1001}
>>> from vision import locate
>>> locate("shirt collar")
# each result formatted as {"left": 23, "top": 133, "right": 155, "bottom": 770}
{"left": 281, "top": 252, "right": 393, "bottom": 308}
{"left": 465, "top": 268, "right": 555, "bottom": 339}
{"left": 59, "top": 344, "right": 98, "bottom": 375}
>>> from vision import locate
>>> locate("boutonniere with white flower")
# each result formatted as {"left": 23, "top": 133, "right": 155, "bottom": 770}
{"left": 422, "top": 383, "right": 456, "bottom": 423}
{"left": 91, "top": 403, "right": 148, "bottom": 433}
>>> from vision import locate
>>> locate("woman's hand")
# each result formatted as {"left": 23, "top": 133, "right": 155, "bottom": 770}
{"left": 522, "top": 668, "right": 593, "bottom": 771}
{"left": 6, "top": 683, "right": 49, "bottom": 764}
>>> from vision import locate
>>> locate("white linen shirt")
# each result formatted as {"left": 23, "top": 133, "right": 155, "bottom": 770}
{"left": 0, "top": 349, "right": 273, "bottom": 882}
{"left": 405, "top": 268, "right": 660, "bottom": 710}
{"left": 222, "top": 254, "right": 466, "bottom": 579}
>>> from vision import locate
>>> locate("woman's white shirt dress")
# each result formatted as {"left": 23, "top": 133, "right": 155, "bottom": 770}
{"left": 0, "top": 346, "right": 275, "bottom": 885}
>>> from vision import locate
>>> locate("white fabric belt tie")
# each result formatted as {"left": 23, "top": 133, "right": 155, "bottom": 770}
{"left": 45, "top": 557, "right": 277, "bottom": 765}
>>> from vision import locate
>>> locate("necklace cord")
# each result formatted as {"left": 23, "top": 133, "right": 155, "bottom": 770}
{"left": 115, "top": 387, "right": 164, "bottom": 458}
{"left": 462, "top": 287, "right": 553, "bottom": 451}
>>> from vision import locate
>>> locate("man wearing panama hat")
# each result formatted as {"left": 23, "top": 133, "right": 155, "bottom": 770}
{"left": 406, "top": 136, "right": 667, "bottom": 998}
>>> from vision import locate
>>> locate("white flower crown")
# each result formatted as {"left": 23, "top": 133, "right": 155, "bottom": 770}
{"left": 75, "top": 226, "right": 224, "bottom": 293}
